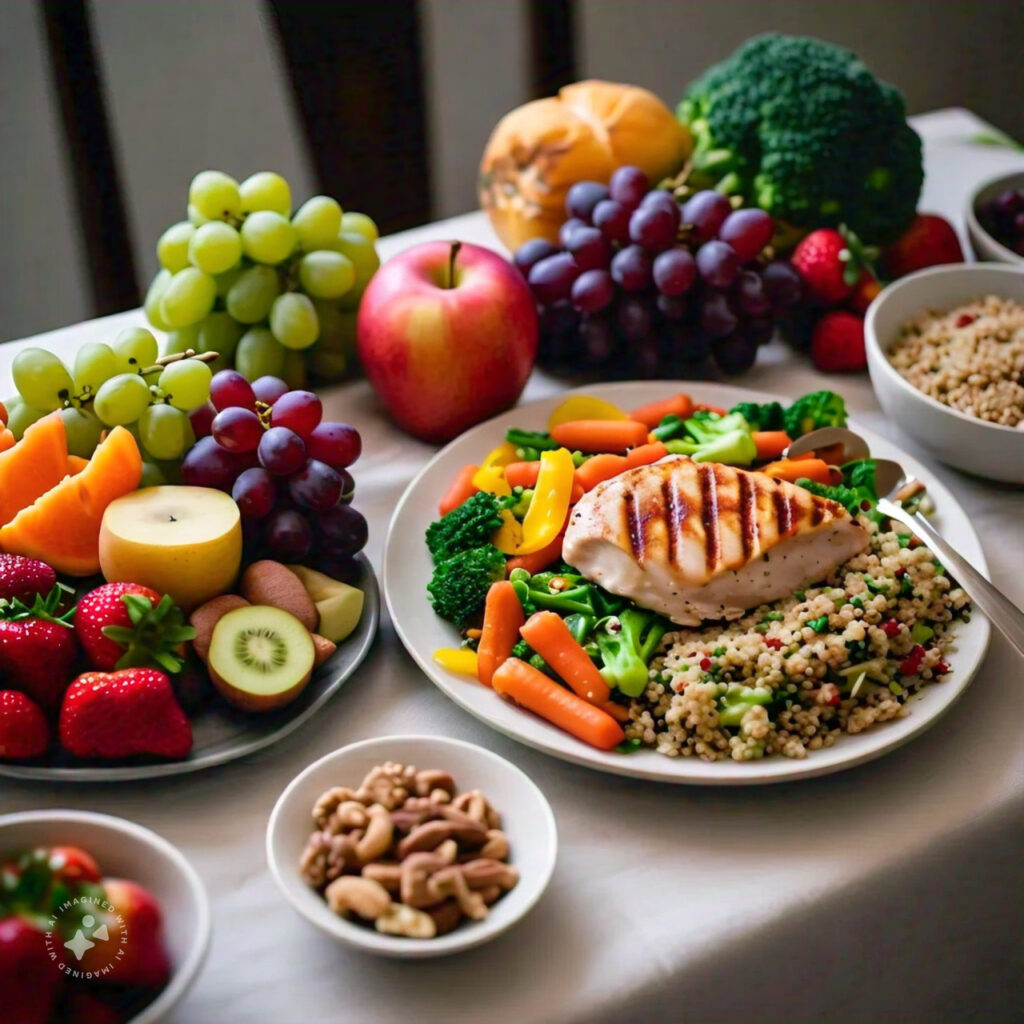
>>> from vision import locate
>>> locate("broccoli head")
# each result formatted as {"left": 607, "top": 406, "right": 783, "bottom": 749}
{"left": 678, "top": 34, "right": 923, "bottom": 244}
{"left": 730, "top": 401, "right": 785, "bottom": 432}
{"left": 783, "top": 390, "right": 847, "bottom": 438}
{"left": 594, "top": 609, "right": 670, "bottom": 698}
{"left": 425, "top": 491, "right": 509, "bottom": 563}
{"left": 427, "top": 544, "right": 505, "bottom": 626}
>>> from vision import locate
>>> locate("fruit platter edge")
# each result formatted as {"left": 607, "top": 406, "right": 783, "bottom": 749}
{"left": 0, "top": 554, "right": 379, "bottom": 782}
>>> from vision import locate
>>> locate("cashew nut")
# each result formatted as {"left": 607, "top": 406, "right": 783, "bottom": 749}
{"left": 478, "top": 884, "right": 503, "bottom": 906}
{"left": 451, "top": 789, "right": 501, "bottom": 829}
{"left": 325, "top": 876, "right": 392, "bottom": 920}
{"left": 400, "top": 850, "right": 452, "bottom": 908}
{"left": 375, "top": 903, "right": 436, "bottom": 939}
{"left": 355, "top": 804, "right": 394, "bottom": 865}
{"left": 479, "top": 829, "right": 510, "bottom": 861}
{"left": 427, "top": 865, "right": 487, "bottom": 920}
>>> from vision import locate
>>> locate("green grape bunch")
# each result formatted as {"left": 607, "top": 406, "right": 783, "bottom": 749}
{"left": 145, "top": 169, "right": 381, "bottom": 386}
{"left": 4, "top": 327, "right": 217, "bottom": 476}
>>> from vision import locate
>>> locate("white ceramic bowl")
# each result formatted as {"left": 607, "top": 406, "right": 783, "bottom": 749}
{"left": 965, "top": 170, "right": 1024, "bottom": 265}
{"left": 267, "top": 734, "right": 557, "bottom": 958}
{"left": 0, "top": 810, "right": 210, "bottom": 1024}
{"left": 864, "top": 263, "right": 1024, "bottom": 484}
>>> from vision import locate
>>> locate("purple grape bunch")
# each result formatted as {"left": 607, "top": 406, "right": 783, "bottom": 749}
{"left": 977, "top": 186, "right": 1024, "bottom": 257}
{"left": 181, "top": 370, "right": 366, "bottom": 575}
{"left": 513, "top": 166, "right": 804, "bottom": 377}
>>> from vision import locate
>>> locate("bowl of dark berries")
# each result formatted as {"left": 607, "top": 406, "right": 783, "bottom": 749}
{"left": 966, "top": 170, "right": 1024, "bottom": 266}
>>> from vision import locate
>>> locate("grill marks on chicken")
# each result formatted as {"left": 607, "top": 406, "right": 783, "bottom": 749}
{"left": 563, "top": 456, "right": 871, "bottom": 625}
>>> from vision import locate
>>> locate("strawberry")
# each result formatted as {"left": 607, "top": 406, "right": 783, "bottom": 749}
{"left": 790, "top": 226, "right": 877, "bottom": 307}
{"left": 58, "top": 668, "right": 193, "bottom": 760}
{"left": 60, "top": 990, "right": 123, "bottom": 1024}
{"left": 46, "top": 845, "right": 101, "bottom": 884}
{"left": 74, "top": 582, "right": 195, "bottom": 673}
{"left": 81, "top": 878, "right": 171, "bottom": 989}
{"left": 0, "top": 588, "right": 77, "bottom": 711}
{"left": 0, "top": 691, "right": 49, "bottom": 760}
{"left": 810, "top": 311, "right": 867, "bottom": 373}
{"left": 0, "top": 915, "right": 63, "bottom": 1024}
{"left": 0, "top": 555, "right": 57, "bottom": 604}
{"left": 882, "top": 213, "right": 964, "bottom": 279}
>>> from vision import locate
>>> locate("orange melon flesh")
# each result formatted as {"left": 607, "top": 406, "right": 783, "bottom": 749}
{"left": 0, "top": 412, "right": 70, "bottom": 526}
{"left": 0, "top": 429, "right": 14, "bottom": 453}
{"left": 66, "top": 455, "right": 89, "bottom": 475}
{"left": 0, "top": 426, "right": 142, "bottom": 576}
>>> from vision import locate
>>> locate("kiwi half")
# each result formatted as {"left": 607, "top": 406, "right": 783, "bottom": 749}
{"left": 207, "top": 605, "right": 315, "bottom": 712}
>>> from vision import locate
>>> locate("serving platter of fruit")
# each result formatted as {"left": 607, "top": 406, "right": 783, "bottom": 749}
{"left": 0, "top": 348, "right": 378, "bottom": 781}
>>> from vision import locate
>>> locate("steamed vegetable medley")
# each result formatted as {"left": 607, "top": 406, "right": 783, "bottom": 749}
{"left": 424, "top": 389, "right": 971, "bottom": 760}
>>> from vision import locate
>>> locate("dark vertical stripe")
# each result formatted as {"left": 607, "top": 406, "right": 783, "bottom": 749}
{"left": 624, "top": 488, "right": 644, "bottom": 561}
{"left": 266, "top": 0, "right": 432, "bottom": 233}
{"left": 772, "top": 487, "right": 793, "bottom": 536}
{"left": 527, "top": 0, "right": 576, "bottom": 98}
{"left": 699, "top": 463, "right": 720, "bottom": 572}
{"left": 738, "top": 471, "right": 756, "bottom": 561}
{"left": 811, "top": 499, "right": 825, "bottom": 527}
{"left": 39, "top": 0, "right": 140, "bottom": 315}
{"left": 661, "top": 476, "right": 683, "bottom": 568}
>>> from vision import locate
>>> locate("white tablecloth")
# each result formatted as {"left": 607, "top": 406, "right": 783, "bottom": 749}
{"left": 2, "top": 109, "right": 1022, "bottom": 1024}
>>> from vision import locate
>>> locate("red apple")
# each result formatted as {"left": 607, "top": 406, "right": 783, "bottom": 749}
{"left": 357, "top": 240, "right": 538, "bottom": 442}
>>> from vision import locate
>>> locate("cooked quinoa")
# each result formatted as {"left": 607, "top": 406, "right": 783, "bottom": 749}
{"left": 888, "top": 294, "right": 1024, "bottom": 427}
{"left": 626, "top": 521, "right": 970, "bottom": 761}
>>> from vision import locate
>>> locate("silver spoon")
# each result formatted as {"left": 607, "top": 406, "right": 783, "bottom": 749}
{"left": 786, "top": 428, "right": 1024, "bottom": 656}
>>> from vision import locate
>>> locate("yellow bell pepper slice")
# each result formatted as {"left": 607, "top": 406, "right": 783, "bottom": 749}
{"left": 433, "top": 648, "right": 479, "bottom": 677}
{"left": 480, "top": 441, "right": 520, "bottom": 470}
{"left": 472, "top": 464, "right": 511, "bottom": 496}
{"left": 547, "top": 395, "right": 627, "bottom": 432}
{"left": 516, "top": 446, "right": 574, "bottom": 555}
{"left": 492, "top": 509, "right": 523, "bottom": 554}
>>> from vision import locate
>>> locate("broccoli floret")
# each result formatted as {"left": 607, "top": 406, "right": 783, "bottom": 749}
{"left": 678, "top": 34, "right": 923, "bottom": 244}
{"left": 783, "top": 390, "right": 847, "bottom": 438}
{"left": 797, "top": 478, "right": 883, "bottom": 524}
{"left": 425, "top": 491, "right": 509, "bottom": 563}
{"left": 594, "top": 609, "right": 670, "bottom": 698}
{"left": 663, "top": 411, "right": 757, "bottom": 465}
{"left": 427, "top": 544, "right": 505, "bottom": 626}
{"left": 730, "top": 401, "right": 785, "bottom": 432}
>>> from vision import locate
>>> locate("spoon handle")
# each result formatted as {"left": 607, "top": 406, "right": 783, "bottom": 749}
{"left": 877, "top": 498, "right": 1024, "bottom": 657}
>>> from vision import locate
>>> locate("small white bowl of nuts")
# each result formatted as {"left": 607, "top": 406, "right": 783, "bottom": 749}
{"left": 266, "top": 735, "right": 558, "bottom": 958}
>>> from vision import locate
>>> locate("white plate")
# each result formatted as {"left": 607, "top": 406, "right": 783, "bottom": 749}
{"left": 266, "top": 734, "right": 557, "bottom": 958}
{"left": 384, "top": 382, "right": 991, "bottom": 785}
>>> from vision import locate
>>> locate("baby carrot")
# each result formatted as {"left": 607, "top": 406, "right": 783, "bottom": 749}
{"left": 574, "top": 453, "right": 627, "bottom": 492}
{"left": 751, "top": 431, "right": 793, "bottom": 461}
{"left": 477, "top": 581, "right": 525, "bottom": 688}
{"left": 520, "top": 611, "right": 611, "bottom": 704}
{"left": 628, "top": 393, "right": 694, "bottom": 429}
{"left": 761, "top": 457, "right": 833, "bottom": 485}
{"left": 623, "top": 441, "right": 669, "bottom": 468}
{"left": 492, "top": 658, "right": 625, "bottom": 751}
{"left": 505, "top": 530, "right": 565, "bottom": 577}
{"left": 549, "top": 418, "right": 650, "bottom": 454}
{"left": 438, "top": 464, "right": 480, "bottom": 516}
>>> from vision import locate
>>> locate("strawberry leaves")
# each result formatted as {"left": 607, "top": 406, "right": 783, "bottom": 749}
{"left": 100, "top": 593, "right": 196, "bottom": 674}
{"left": 0, "top": 585, "right": 75, "bottom": 627}
{"left": 837, "top": 224, "right": 879, "bottom": 287}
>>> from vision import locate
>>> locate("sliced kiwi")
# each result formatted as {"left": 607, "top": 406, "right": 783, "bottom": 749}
{"left": 207, "top": 605, "right": 315, "bottom": 712}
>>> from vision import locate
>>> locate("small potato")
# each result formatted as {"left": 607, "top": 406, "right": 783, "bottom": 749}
{"left": 189, "top": 594, "right": 249, "bottom": 663}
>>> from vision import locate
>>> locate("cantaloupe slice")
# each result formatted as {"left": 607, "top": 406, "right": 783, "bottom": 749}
{"left": 66, "top": 455, "right": 89, "bottom": 475}
{"left": 0, "top": 428, "right": 14, "bottom": 453}
{"left": 0, "top": 426, "right": 142, "bottom": 575}
{"left": 0, "top": 412, "right": 70, "bottom": 526}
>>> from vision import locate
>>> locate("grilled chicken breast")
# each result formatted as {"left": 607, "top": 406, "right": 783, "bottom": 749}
{"left": 563, "top": 456, "right": 870, "bottom": 625}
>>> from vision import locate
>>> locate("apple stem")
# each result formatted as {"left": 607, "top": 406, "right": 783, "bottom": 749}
{"left": 446, "top": 241, "right": 461, "bottom": 288}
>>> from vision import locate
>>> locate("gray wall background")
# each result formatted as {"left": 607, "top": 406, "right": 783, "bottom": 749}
{"left": 3, "top": 0, "right": 1022, "bottom": 343}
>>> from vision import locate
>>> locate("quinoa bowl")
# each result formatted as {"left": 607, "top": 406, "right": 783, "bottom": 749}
{"left": 865, "top": 263, "right": 1024, "bottom": 484}
{"left": 385, "top": 381, "right": 992, "bottom": 785}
